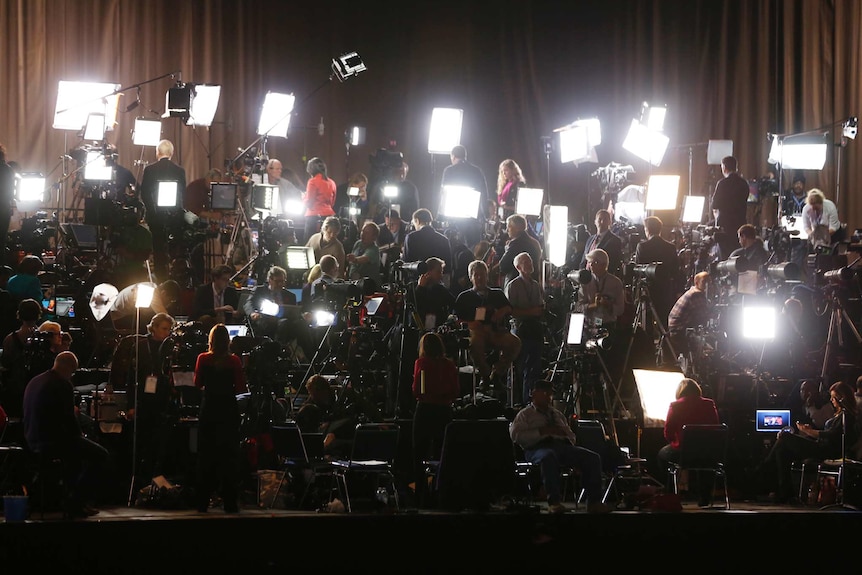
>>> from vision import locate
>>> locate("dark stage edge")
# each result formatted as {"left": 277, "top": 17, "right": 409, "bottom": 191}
{"left": 1, "top": 501, "right": 859, "bottom": 571}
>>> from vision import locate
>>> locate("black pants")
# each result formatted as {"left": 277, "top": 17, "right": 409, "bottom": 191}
{"left": 196, "top": 419, "right": 241, "bottom": 511}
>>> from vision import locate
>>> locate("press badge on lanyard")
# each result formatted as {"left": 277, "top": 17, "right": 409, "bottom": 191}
{"left": 145, "top": 375, "right": 158, "bottom": 394}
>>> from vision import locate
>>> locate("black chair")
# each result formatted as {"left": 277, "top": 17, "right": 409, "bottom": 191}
{"left": 432, "top": 419, "right": 516, "bottom": 512}
{"left": 269, "top": 423, "right": 312, "bottom": 509}
{"left": 325, "top": 422, "right": 400, "bottom": 512}
{"left": 668, "top": 423, "right": 730, "bottom": 509}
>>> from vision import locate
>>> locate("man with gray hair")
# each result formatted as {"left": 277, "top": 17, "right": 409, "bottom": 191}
{"left": 577, "top": 248, "right": 625, "bottom": 328}
{"left": 505, "top": 252, "right": 545, "bottom": 405}
{"left": 140, "top": 139, "right": 186, "bottom": 281}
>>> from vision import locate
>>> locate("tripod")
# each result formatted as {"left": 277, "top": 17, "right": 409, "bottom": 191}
{"left": 614, "top": 279, "right": 680, "bottom": 416}
{"left": 819, "top": 286, "right": 862, "bottom": 381}
{"left": 224, "top": 187, "right": 258, "bottom": 272}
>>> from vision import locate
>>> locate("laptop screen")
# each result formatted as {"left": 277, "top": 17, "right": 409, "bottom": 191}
{"left": 225, "top": 325, "right": 248, "bottom": 340}
{"left": 756, "top": 409, "right": 792, "bottom": 432}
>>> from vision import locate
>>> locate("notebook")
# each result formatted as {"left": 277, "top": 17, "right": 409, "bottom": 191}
{"left": 756, "top": 409, "right": 792, "bottom": 432}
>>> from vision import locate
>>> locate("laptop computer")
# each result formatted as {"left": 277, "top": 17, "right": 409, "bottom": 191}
{"left": 756, "top": 409, "right": 792, "bottom": 432}
{"left": 225, "top": 324, "right": 248, "bottom": 340}
{"left": 55, "top": 297, "right": 75, "bottom": 318}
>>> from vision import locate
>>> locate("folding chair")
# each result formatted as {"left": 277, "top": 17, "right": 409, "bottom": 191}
{"left": 328, "top": 422, "right": 400, "bottom": 512}
{"left": 668, "top": 423, "right": 730, "bottom": 509}
{"left": 269, "top": 423, "right": 311, "bottom": 509}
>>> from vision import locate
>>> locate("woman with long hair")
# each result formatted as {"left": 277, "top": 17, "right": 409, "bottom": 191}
{"left": 412, "top": 332, "right": 460, "bottom": 508}
{"left": 302, "top": 157, "right": 336, "bottom": 243}
{"left": 194, "top": 323, "right": 247, "bottom": 513}
{"left": 495, "top": 159, "right": 526, "bottom": 218}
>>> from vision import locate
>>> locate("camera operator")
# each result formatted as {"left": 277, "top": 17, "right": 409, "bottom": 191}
{"left": 710, "top": 156, "right": 749, "bottom": 261}
{"left": 0, "top": 298, "right": 43, "bottom": 419}
{"left": 634, "top": 216, "right": 681, "bottom": 324}
{"left": 493, "top": 214, "right": 543, "bottom": 288}
{"left": 308, "top": 254, "right": 340, "bottom": 305}
{"left": 781, "top": 174, "right": 808, "bottom": 218}
{"left": 728, "top": 224, "right": 769, "bottom": 271}
{"left": 802, "top": 188, "right": 844, "bottom": 248}
{"left": 454, "top": 260, "right": 521, "bottom": 395}
{"left": 305, "top": 216, "right": 345, "bottom": 279}
{"left": 377, "top": 209, "right": 411, "bottom": 283}
{"left": 403, "top": 209, "right": 451, "bottom": 280}
{"left": 667, "top": 271, "right": 712, "bottom": 357}
{"left": 244, "top": 265, "right": 314, "bottom": 359}
{"left": 576, "top": 249, "right": 626, "bottom": 331}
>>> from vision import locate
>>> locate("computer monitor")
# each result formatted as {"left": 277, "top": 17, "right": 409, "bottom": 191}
{"left": 756, "top": 409, "right": 792, "bottom": 432}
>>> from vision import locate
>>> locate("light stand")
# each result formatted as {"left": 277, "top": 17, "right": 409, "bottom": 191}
{"left": 128, "top": 282, "right": 154, "bottom": 506}
{"left": 819, "top": 283, "right": 862, "bottom": 382}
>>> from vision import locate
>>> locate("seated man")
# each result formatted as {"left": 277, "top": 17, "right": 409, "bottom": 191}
{"left": 23, "top": 351, "right": 109, "bottom": 518}
{"left": 244, "top": 265, "right": 314, "bottom": 360}
{"left": 727, "top": 224, "right": 768, "bottom": 272}
{"left": 667, "top": 271, "right": 712, "bottom": 357}
{"left": 454, "top": 260, "right": 521, "bottom": 393}
{"left": 192, "top": 264, "right": 239, "bottom": 326}
{"left": 510, "top": 379, "right": 610, "bottom": 514}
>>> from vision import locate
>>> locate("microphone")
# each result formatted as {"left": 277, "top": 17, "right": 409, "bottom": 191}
{"left": 318, "top": 117, "right": 325, "bottom": 136}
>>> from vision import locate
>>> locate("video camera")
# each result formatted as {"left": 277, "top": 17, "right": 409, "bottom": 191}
{"left": 392, "top": 259, "right": 427, "bottom": 276}
{"left": 631, "top": 262, "right": 668, "bottom": 282}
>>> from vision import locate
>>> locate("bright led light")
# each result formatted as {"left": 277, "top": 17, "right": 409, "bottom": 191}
{"left": 439, "top": 185, "right": 480, "bottom": 219}
{"left": 285, "top": 246, "right": 315, "bottom": 270}
{"left": 156, "top": 181, "right": 179, "bottom": 207}
{"left": 566, "top": 313, "right": 586, "bottom": 345}
{"left": 83, "top": 113, "right": 106, "bottom": 141}
{"left": 428, "top": 108, "right": 463, "bottom": 154}
{"left": 133, "top": 118, "right": 162, "bottom": 146}
{"left": 15, "top": 174, "right": 46, "bottom": 203}
{"left": 84, "top": 151, "right": 113, "bottom": 181}
{"left": 707, "top": 140, "right": 733, "bottom": 165}
{"left": 645, "top": 105, "right": 667, "bottom": 131}
{"left": 347, "top": 126, "right": 366, "bottom": 146}
{"left": 742, "top": 307, "right": 776, "bottom": 339}
{"left": 681, "top": 195, "right": 706, "bottom": 223}
{"left": 544, "top": 204, "right": 568, "bottom": 267}
{"left": 314, "top": 310, "right": 337, "bottom": 327}
{"left": 645, "top": 175, "right": 680, "bottom": 210}
{"left": 283, "top": 197, "right": 304, "bottom": 216}
{"left": 186, "top": 84, "right": 221, "bottom": 127}
{"left": 623, "top": 119, "right": 669, "bottom": 167}
{"left": 780, "top": 143, "right": 828, "bottom": 170}
{"left": 516, "top": 187, "right": 544, "bottom": 217}
{"left": 257, "top": 92, "right": 296, "bottom": 138}
{"left": 558, "top": 118, "right": 601, "bottom": 164}
{"left": 383, "top": 185, "right": 399, "bottom": 198}
{"left": 135, "top": 283, "right": 155, "bottom": 308}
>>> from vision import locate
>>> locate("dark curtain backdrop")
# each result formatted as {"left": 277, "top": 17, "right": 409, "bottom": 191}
{"left": 1, "top": 0, "right": 860, "bottom": 233}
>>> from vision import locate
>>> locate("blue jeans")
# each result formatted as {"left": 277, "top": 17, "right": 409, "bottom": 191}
{"left": 525, "top": 439, "right": 603, "bottom": 505}
{"left": 515, "top": 337, "right": 543, "bottom": 406}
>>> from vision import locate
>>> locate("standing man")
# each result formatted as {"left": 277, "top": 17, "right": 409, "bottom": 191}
{"left": 505, "top": 252, "right": 545, "bottom": 406}
{"left": 140, "top": 140, "right": 186, "bottom": 281}
{"left": 634, "top": 216, "right": 680, "bottom": 325}
{"left": 192, "top": 264, "right": 239, "bottom": 325}
{"left": 440, "top": 145, "right": 488, "bottom": 249}
{"left": 0, "top": 143, "right": 16, "bottom": 267}
{"left": 577, "top": 249, "right": 626, "bottom": 331}
{"left": 403, "top": 209, "right": 451, "bottom": 274}
{"left": 23, "top": 351, "right": 109, "bottom": 518}
{"left": 579, "top": 209, "right": 624, "bottom": 278}
{"left": 495, "top": 214, "right": 544, "bottom": 287}
{"left": 711, "top": 156, "right": 749, "bottom": 261}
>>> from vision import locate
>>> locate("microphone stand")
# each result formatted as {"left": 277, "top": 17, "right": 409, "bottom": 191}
{"left": 819, "top": 397, "right": 859, "bottom": 511}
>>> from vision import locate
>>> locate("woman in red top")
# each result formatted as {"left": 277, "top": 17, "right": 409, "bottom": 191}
{"left": 302, "top": 156, "right": 336, "bottom": 243}
{"left": 658, "top": 378, "right": 719, "bottom": 507}
{"left": 194, "top": 323, "right": 247, "bottom": 513}
{"left": 412, "top": 331, "right": 460, "bottom": 508}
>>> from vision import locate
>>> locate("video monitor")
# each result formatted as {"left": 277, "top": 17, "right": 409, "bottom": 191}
{"left": 211, "top": 183, "right": 237, "bottom": 210}
{"left": 225, "top": 325, "right": 249, "bottom": 340}
{"left": 756, "top": 409, "right": 792, "bottom": 432}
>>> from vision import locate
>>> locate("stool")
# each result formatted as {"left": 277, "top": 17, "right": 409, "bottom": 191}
{"left": 30, "top": 453, "right": 66, "bottom": 519}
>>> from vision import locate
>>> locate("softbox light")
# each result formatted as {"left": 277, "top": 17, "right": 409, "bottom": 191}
{"left": 645, "top": 175, "right": 680, "bottom": 211}
{"left": 543, "top": 204, "right": 568, "bottom": 267}
{"left": 558, "top": 118, "right": 601, "bottom": 164}
{"left": 439, "top": 185, "right": 480, "bottom": 219}
{"left": 53, "top": 80, "right": 121, "bottom": 131}
{"left": 133, "top": 118, "right": 162, "bottom": 146}
{"left": 640, "top": 102, "right": 667, "bottom": 132}
{"left": 780, "top": 141, "right": 828, "bottom": 170}
{"left": 15, "top": 173, "right": 47, "bottom": 204}
{"left": 622, "top": 119, "right": 669, "bottom": 167}
{"left": 83, "top": 113, "right": 107, "bottom": 141}
{"left": 252, "top": 184, "right": 280, "bottom": 213}
{"left": 185, "top": 84, "right": 221, "bottom": 127}
{"left": 633, "top": 368, "right": 685, "bottom": 427}
{"left": 428, "top": 108, "right": 463, "bottom": 154}
{"left": 257, "top": 92, "right": 296, "bottom": 138}
{"left": 681, "top": 195, "right": 706, "bottom": 223}
{"left": 707, "top": 140, "right": 733, "bottom": 165}
{"left": 89, "top": 283, "right": 118, "bottom": 321}
{"left": 347, "top": 126, "right": 366, "bottom": 146}
{"left": 135, "top": 283, "right": 155, "bottom": 308}
{"left": 516, "top": 187, "right": 544, "bottom": 217}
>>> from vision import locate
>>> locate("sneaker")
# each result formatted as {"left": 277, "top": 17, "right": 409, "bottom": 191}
{"left": 548, "top": 502, "right": 567, "bottom": 514}
{"left": 587, "top": 502, "right": 612, "bottom": 514}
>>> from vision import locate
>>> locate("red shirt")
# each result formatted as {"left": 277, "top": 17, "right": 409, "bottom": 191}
{"left": 303, "top": 174, "right": 336, "bottom": 217}
{"left": 413, "top": 356, "right": 460, "bottom": 406}
{"left": 663, "top": 395, "right": 719, "bottom": 449}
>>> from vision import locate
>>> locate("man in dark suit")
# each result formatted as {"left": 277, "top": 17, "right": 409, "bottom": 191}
{"left": 579, "top": 209, "right": 624, "bottom": 277}
{"left": 140, "top": 139, "right": 186, "bottom": 281}
{"left": 192, "top": 264, "right": 240, "bottom": 325}
{"left": 244, "top": 265, "right": 313, "bottom": 359}
{"left": 403, "top": 208, "right": 451, "bottom": 274}
{"left": 495, "top": 214, "right": 543, "bottom": 287}
{"left": 440, "top": 145, "right": 488, "bottom": 249}
{"left": 710, "top": 155, "right": 750, "bottom": 261}
{"left": 376, "top": 209, "right": 411, "bottom": 283}
{"left": 634, "top": 215, "right": 681, "bottom": 324}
